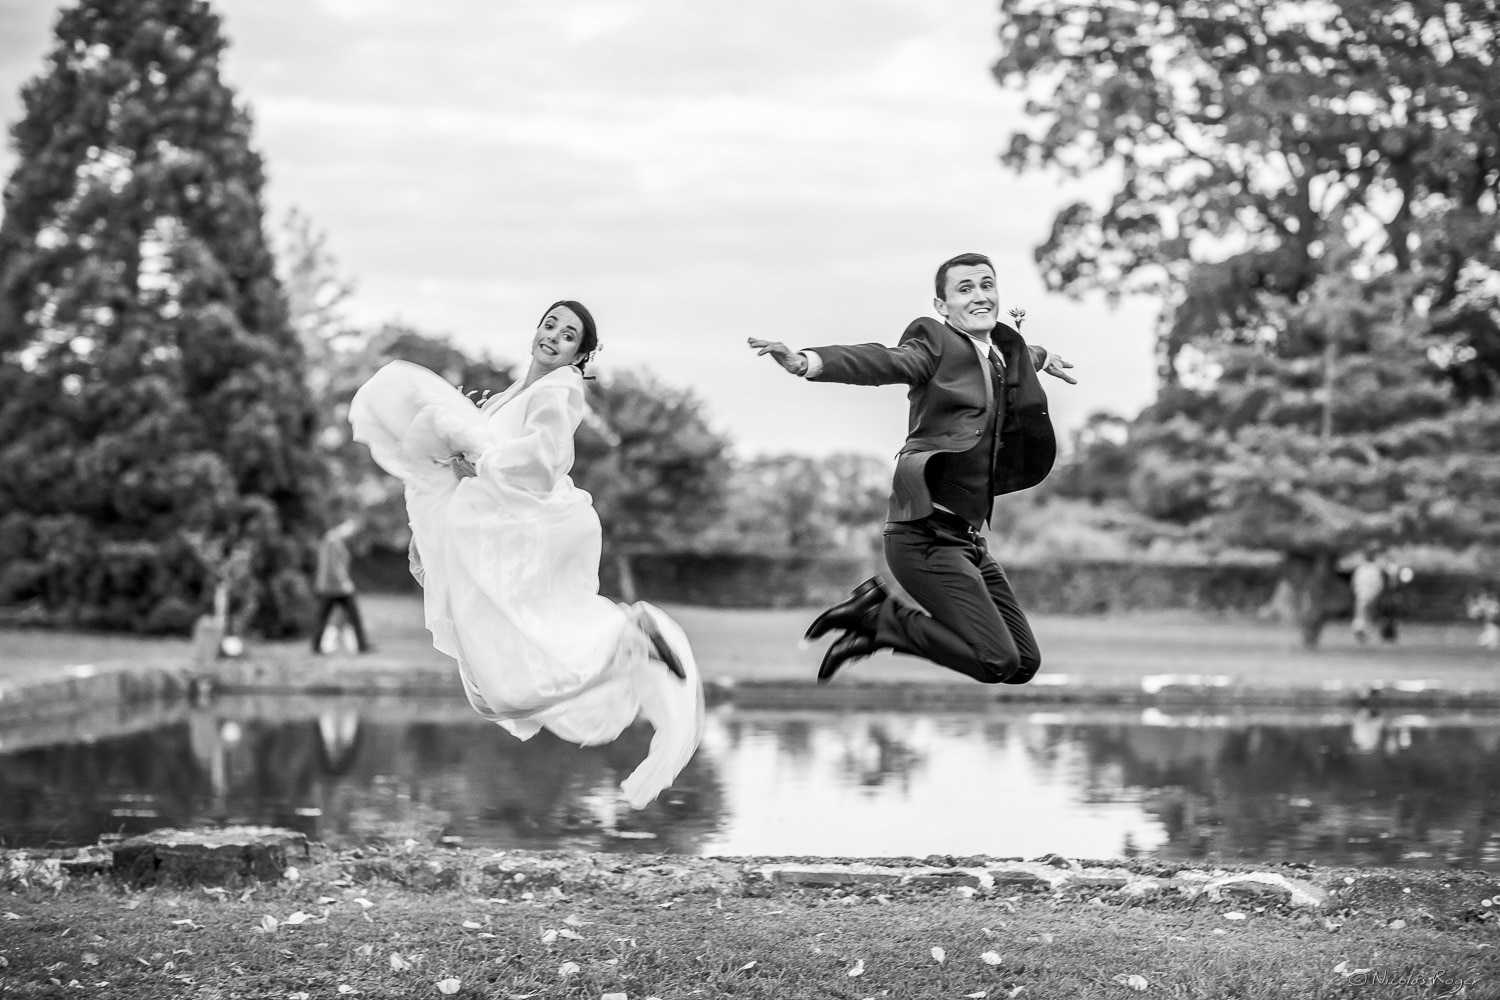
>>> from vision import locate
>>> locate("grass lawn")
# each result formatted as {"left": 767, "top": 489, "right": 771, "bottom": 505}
{"left": 6, "top": 593, "right": 1496, "bottom": 692}
{"left": 2, "top": 849, "right": 1496, "bottom": 1000}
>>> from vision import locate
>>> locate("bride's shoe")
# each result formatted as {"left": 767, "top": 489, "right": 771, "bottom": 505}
{"left": 630, "top": 601, "right": 687, "bottom": 679}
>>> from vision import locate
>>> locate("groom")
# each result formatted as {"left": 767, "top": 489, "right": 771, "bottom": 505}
{"left": 749, "top": 252, "right": 1075, "bottom": 684}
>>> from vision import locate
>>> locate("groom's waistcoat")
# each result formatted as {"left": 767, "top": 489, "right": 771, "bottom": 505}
{"left": 807, "top": 317, "right": 1056, "bottom": 524}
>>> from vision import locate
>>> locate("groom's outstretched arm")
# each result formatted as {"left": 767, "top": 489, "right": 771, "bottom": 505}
{"left": 748, "top": 319, "right": 941, "bottom": 387}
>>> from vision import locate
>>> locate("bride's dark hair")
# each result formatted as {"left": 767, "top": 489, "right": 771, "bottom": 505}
{"left": 541, "top": 300, "right": 599, "bottom": 376}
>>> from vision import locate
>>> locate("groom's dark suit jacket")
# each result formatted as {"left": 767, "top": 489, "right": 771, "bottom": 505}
{"left": 807, "top": 317, "right": 1057, "bottom": 523}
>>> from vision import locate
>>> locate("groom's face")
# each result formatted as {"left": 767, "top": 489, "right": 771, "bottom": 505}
{"left": 935, "top": 264, "right": 999, "bottom": 336}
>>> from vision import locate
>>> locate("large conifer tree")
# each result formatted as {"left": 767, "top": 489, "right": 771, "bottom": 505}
{"left": 0, "top": 0, "right": 324, "bottom": 635}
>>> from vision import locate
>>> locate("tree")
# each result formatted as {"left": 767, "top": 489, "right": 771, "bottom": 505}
{"left": 996, "top": 0, "right": 1500, "bottom": 643}
{"left": 0, "top": 0, "right": 325, "bottom": 635}
{"left": 700, "top": 452, "right": 890, "bottom": 555}
{"left": 997, "top": 0, "right": 1500, "bottom": 394}
{"left": 276, "top": 206, "right": 359, "bottom": 397}
{"left": 573, "top": 371, "right": 732, "bottom": 601}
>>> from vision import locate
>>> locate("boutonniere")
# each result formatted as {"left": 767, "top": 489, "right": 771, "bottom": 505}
{"left": 1008, "top": 306, "right": 1026, "bottom": 330}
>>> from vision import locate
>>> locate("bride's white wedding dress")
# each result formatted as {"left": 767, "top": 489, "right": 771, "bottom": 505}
{"left": 348, "top": 360, "right": 704, "bottom": 808}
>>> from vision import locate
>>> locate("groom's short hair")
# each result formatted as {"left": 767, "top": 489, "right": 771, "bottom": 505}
{"left": 934, "top": 252, "right": 995, "bottom": 298}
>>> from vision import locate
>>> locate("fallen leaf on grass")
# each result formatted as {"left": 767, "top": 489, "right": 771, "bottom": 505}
{"left": 289, "top": 993, "right": 310, "bottom": 1000}
{"left": 462, "top": 921, "right": 482, "bottom": 930}
{"left": 980, "top": 951, "right": 1002, "bottom": 966}
{"left": 255, "top": 916, "right": 279, "bottom": 935}
{"left": 171, "top": 919, "right": 202, "bottom": 930}
{"left": 81, "top": 953, "right": 100, "bottom": 966}
{"left": 966, "top": 993, "right": 987, "bottom": 999}
{"left": 353, "top": 898, "right": 374, "bottom": 909}
{"left": 1388, "top": 918, "right": 1407, "bottom": 929}
{"left": 283, "top": 912, "right": 312, "bottom": 926}
{"left": 601, "top": 994, "right": 627, "bottom": 1000}
{"left": 3, "top": 913, "right": 20, "bottom": 920}
{"left": 1333, "top": 961, "right": 1372, "bottom": 978}
{"left": 283, "top": 867, "right": 301, "bottom": 881}
{"left": 558, "top": 961, "right": 580, "bottom": 977}
{"left": 1211, "top": 929, "right": 1227, "bottom": 936}
{"left": 355, "top": 944, "right": 375, "bottom": 958}
{"left": 391, "top": 952, "right": 413, "bottom": 972}
{"left": 931, "top": 947, "right": 945, "bottom": 964}
{"left": 337, "top": 985, "right": 357, "bottom": 995}
{"left": 558, "top": 928, "right": 583, "bottom": 940}
{"left": 436, "top": 978, "right": 461, "bottom": 995}
{"left": 846, "top": 959, "right": 865, "bottom": 978}
{"left": 1223, "top": 912, "right": 1246, "bottom": 921}
{"left": 563, "top": 914, "right": 589, "bottom": 927}
{"left": 1113, "top": 973, "right": 1148, "bottom": 991}
{"left": 541, "top": 929, "right": 558, "bottom": 944}
{"left": 738, "top": 961, "right": 757, "bottom": 971}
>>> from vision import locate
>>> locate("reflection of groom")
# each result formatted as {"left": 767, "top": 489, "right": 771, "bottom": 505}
{"left": 749, "top": 252, "right": 1075, "bottom": 684}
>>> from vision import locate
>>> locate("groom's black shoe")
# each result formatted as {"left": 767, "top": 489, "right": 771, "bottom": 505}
{"left": 633, "top": 604, "right": 687, "bottom": 680}
{"left": 817, "top": 629, "right": 880, "bottom": 684}
{"left": 804, "top": 577, "right": 887, "bottom": 644}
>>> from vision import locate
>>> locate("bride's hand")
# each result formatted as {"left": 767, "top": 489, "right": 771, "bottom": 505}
{"left": 438, "top": 455, "right": 477, "bottom": 479}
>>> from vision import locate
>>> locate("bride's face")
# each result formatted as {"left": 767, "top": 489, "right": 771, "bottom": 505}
{"left": 531, "top": 306, "right": 584, "bottom": 373}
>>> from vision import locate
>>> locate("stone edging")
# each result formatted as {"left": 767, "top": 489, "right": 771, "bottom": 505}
{"left": 2, "top": 656, "right": 1499, "bottom": 744}
{"left": 0, "top": 660, "right": 196, "bottom": 727}
{"left": 753, "top": 861, "right": 1330, "bottom": 910}
{"left": 14, "top": 826, "right": 1500, "bottom": 926}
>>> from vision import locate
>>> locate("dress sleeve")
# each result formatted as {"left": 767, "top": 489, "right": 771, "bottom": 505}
{"left": 464, "top": 372, "right": 584, "bottom": 497}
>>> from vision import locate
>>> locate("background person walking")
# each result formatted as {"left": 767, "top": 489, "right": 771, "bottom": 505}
{"left": 1349, "top": 547, "right": 1386, "bottom": 644}
{"left": 311, "top": 519, "right": 373, "bottom": 654}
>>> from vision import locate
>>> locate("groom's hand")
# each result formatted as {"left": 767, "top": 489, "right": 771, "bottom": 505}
{"left": 748, "top": 337, "right": 808, "bottom": 376}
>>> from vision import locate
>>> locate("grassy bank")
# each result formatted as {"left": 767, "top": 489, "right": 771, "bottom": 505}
{"left": 2, "top": 847, "right": 1497, "bottom": 999}
{"left": 6, "top": 594, "right": 1498, "bottom": 692}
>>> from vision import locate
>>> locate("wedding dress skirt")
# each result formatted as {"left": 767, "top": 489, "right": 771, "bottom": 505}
{"left": 349, "top": 360, "right": 703, "bottom": 807}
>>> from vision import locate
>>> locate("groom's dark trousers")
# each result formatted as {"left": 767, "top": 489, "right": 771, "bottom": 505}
{"left": 806, "top": 316, "right": 1056, "bottom": 684}
{"left": 877, "top": 512, "right": 1040, "bottom": 683}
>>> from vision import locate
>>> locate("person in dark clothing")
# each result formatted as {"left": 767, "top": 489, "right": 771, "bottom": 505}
{"left": 749, "top": 252, "right": 1075, "bottom": 683}
{"left": 311, "top": 519, "right": 373, "bottom": 654}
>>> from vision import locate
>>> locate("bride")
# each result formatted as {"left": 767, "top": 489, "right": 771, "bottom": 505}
{"left": 348, "top": 300, "right": 704, "bottom": 808}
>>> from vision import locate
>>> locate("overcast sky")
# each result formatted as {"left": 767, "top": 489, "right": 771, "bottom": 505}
{"left": 0, "top": 0, "right": 1160, "bottom": 458}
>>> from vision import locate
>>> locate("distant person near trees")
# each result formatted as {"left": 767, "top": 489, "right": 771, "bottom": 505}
{"left": 748, "top": 252, "right": 1075, "bottom": 685}
{"left": 1468, "top": 591, "right": 1500, "bottom": 651}
{"left": 1376, "top": 560, "right": 1415, "bottom": 644}
{"left": 312, "top": 520, "right": 373, "bottom": 654}
{"left": 1349, "top": 548, "right": 1386, "bottom": 644}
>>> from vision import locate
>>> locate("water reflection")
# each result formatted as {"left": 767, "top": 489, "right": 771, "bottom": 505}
{"left": 2, "top": 699, "right": 1497, "bottom": 870}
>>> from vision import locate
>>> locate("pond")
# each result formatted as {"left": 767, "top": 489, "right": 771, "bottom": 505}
{"left": 3, "top": 696, "right": 1498, "bottom": 871}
